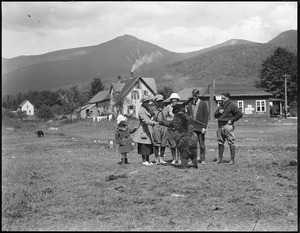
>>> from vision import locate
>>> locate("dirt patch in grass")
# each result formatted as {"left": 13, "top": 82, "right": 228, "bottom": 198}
{"left": 2, "top": 117, "right": 297, "bottom": 231}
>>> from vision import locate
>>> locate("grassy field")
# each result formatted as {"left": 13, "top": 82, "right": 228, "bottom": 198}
{"left": 2, "top": 116, "right": 298, "bottom": 231}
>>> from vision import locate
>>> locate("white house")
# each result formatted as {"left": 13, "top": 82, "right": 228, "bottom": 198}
{"left": 89, "top": 75, "right": 157, "bottom": 118}
{"left": 18, "top": 100, "right": 34, "bottom": 115}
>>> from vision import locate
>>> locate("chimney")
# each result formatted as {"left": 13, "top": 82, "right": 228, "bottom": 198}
{"left": 117, "top": 75, "right": 121, "bottom": 82}
{"left": 130, "top": 71, "right": 134, "bottom": 78}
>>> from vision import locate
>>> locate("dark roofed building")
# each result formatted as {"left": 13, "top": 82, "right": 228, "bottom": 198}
{"left": 89, "top": 90, "right": 110, "bottom": 116}
{"left": 178, "top": 83, "right": 274, "bottom": 119}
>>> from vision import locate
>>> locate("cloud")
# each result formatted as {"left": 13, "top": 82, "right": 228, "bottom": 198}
{"left": 1, "top": 2, "right": 298, "bottom": 58}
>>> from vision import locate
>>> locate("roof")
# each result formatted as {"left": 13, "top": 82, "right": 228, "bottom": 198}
{"left": 174, "top": 87, "right": 206, "bottom": 101}
{"left": 18, "top": 100, "right": 33, "bottom": 107}
{"left": 89, "top": 90, "right": 110, "bottom": 103}
{"left": 81, "top": 103, "right": 96, "bottom": 111}
{"left": 111, "top": 83, "right": 125, "bottom": 93}
{"left": 141, "top": 77, "right": 157, "bottom": 93}
{"left": 114, "top": 76, "right": 157, "bottom": 102}
{"left": 269, "top": 98, "right": 284, "bottom": 102}
{"left": 203, "top": 84, "right": 273, "bottom": 97}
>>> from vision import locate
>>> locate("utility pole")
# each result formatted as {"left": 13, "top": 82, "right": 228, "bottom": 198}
{"left": 283, "top": 74, "right": 288, "bottom": 118}
{"left": 209, "top": 79, "right": 215, "bottom": 120}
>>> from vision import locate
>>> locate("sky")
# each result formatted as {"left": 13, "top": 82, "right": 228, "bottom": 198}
{"left": 1, "top": 1, "right": 298, "bottom": 59}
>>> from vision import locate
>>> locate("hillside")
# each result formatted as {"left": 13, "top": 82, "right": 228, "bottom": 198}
{"left": 141, "top": 43, "right": 280, "bottom": 91}
{"left": 2, "top": 30, "right": 297, "bottom": 96}
{"left": 140, "top": 30, "right": 297, "bottom": 91}
{"left": 2, "top": 35, "right": 202, "bottom": 96}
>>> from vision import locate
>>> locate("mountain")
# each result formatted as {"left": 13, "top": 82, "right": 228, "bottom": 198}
{"left": 2, "top": 35, "right": 204, "bottom": 96}
{"left": 2, "top": 30, "right": 297, "bottom": 96}
{"left": 267, "top": 29, "right": 297, "bottom": 50}
{"left": 141, "top": 30, "right": 297, "bottom": 91}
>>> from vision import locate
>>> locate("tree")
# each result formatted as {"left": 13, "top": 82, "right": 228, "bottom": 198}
{"left": 16, "top": 110, "right": 27, "bottom": 121}
{"left": 157, "top": 86, "right": 174, "bottom": 100}
{"left": 255, "top": 47, "right": 297, "bottom": 104}
{"left": 57, "top": 85, "right": 86, "bottom": 122}
{"left": 90, "top": 78, "right": 105, "bottom": 98}
{"left": 37, "top": 105, "right": 54, "bottom": 120}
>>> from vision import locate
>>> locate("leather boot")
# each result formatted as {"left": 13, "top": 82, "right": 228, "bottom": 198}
{"left": 229, "top": 145, "right": 235, "bottom": 164}
{"left": 215, "top": 144, "right": 224, "bottom": 163}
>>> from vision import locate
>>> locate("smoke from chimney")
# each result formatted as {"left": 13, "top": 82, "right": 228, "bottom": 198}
{"left": 131, "top": 50, "right": 163, "bottom": 73}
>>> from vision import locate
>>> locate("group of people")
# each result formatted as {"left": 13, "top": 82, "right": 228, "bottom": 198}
{"left": 114, "top": 89, "right": 243, "bottom": 167}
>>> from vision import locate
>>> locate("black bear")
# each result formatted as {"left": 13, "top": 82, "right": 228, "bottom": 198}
{"left": 159, "top": 104, "right": 198, "bottom": 169}
{"left": 37, "top": 130, "right": 44, "bottom": 137}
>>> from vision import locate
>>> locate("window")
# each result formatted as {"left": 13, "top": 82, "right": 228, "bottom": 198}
{"left": 135, "top": 81, "right": 141, "bottom": 89}
{"left": 131, "top": 90, "right": 139, "bottom": 100}
{"left": 256, "top": 100, "right": 266, "bottom": 112}
{"left": 237, "top": 101, "right": 244, "bottom": 112}
{"left": 27, "top": 105, "right": 29, "bottom": 108}
{"left": 143, "top": 90, "right": 148, "bottom": 96}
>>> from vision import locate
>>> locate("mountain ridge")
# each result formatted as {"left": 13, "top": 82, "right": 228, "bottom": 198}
{"left": 2, "top": 30, "right": 297, "bottom": 96}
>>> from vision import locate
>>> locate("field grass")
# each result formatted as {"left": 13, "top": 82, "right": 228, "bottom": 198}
{"left": 2, "top": 117, "right": 298, "bottom": 231}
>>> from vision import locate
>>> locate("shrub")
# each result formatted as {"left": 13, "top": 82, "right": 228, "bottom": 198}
{"left": 37, "top": 105, "right": 54, "bottom": 120}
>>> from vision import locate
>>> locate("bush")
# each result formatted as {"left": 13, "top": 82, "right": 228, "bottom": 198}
{"left": 289, "top": 101, "right": 298, "bottom": 117}
{"left": 2, "top": 109, "right": 16, "bottom": 118}
{"left": 37, "top": 105, "right": 54, "bottom": 120}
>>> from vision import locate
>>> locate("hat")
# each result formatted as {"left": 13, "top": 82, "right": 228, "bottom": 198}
{"left": 221, "top": 92, "right": 230, "bottom": 98}
{"left": 192, "top": 89, "right": 200, "bottom": 95}
{"left": 169, "top": 93, "right": 180, "bottom": 100}
{"left": 116, "top": 114, "right": 127, "bottom": 124}
{"left": 154, "top": 94, "right": 164, "bottom": 101}
{"left": 140, "top": 95, "right": 154, "bottom": 103}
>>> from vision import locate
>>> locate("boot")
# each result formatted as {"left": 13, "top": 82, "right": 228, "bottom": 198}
{"left": 154, "top": 146, "right": 160, "bottom": 164}
{"left": 214, "top": 144, "right": 224, "bottom": 163}
{"left": 120, "top": 158, "right": 124, "bottom": 165}
{"left": 142, "top": 155, "right": 146, "bottom": 163}
{"left": 124, "top": 158, "right": 129, "bottom": 164}
{"left": 229, "top": 145, "right": 235, "bottom": 165}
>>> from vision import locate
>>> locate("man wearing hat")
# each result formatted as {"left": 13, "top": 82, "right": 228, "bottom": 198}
{"left": 186, "top": 89, "right": 209, "bottom": 165}
{"left": 214, "top": 92, "right": 243, "bottom": 164}
{"left": 151, "top": 94, "right": 168, "bottom": 165}
{"left": 132, "top": 95, "right": 159, "bottom": 165}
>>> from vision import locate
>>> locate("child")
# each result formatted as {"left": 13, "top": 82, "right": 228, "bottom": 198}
{"left": 115, "top": 114, "right": 138, "bottom": 164}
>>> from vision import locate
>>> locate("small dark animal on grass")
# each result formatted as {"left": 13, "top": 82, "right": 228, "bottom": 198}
{"left": 37, "top": 130, "right": 44, "bottom": 137}
{"left": 159, "top": 104, "right": 198, "bottom": 169}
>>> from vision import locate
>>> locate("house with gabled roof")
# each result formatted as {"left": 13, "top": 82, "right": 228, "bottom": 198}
{"left": 88, "top": 75, "right": 157, "bottom": 118}
{"left": 89, "top": 90, "right": 110, "bottom": 116}
{"left": 111, "top": 76, "right": 157, "bottom": 117}
{"left": 17, "top": 100, "right": 34, "bottom": 115}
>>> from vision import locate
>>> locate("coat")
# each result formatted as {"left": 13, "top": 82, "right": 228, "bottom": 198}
{"left": 132, "top": 105, "right": 157, "bottom": 144}
{"left": 214, "top": 99, "right": 243, "bottom": 126}
{"left": 115, "top": 125, "right": 136, "bottom": 153}
{"left": 186, "top": 99, "right": 209, "bottom": 132}
{"left": 151, "top": 105, "right": 169, "bottom": 147}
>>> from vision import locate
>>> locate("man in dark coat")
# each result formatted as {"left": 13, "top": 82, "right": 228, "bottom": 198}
{"left": 186, "top": 89, "right": 209, "bottom": 165}
{"left": 214, "top": 92, "right": 243, "bottom": 164}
